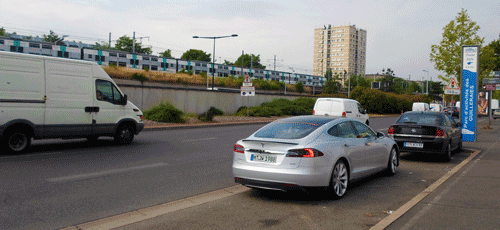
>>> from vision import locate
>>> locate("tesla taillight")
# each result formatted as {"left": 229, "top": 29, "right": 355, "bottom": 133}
{"left": 287, "top": 148, "right": 324, "bottom": 157}
{"left": 234, "top": 144, "right": 245, "bottom": 153}
{"left": 388, "top": 127, "right": 394, "bottom": 134}
{"left": 436, "top": 129, "right": 444, "bottom": 137}
{"left": 342, "top": 112, "right": 346, "bottom": 117}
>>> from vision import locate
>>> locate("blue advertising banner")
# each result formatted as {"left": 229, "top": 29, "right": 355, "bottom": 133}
{"left": 461, "top": 46, "right": 479, "bottom": 142}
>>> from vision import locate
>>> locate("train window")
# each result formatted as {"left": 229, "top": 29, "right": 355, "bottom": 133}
{"left": 143, "top": 57, "right": 149, "bottom": 60}
{"left": 118, "top": 62, "right": 126, "bottom": 67}
{"left": 29, "top": 43, "right": 40, "bottom": 48}
{"left": 119, "top": 54, "right": 126, "bottom": 58}
{"left": 142, "top": 65, "right": 150, "bottom": 70}
{"left": 109, "top": 53, "right": 117, "bottom": 57}
{"left": 89, "top": 54, "right": 93, "bottom": 59}
{"left": 151, "top": 65, "right": 158, "bottom": 71}
{"left": 196, "top": 63, "right": 201, "bottom": 66}
{"left": 42, "top": 44, "right": 52, "bottom": 49}
{"left": 151, "top": 57, "right": 158, "bottom": 61}
{"left": 202, "top": 64, "right": 207, "bottom": 67}
{"left": 109, "top": 61, "right": 117, "bottom": 66}
{"left": 170, "top": 64, "right": 174, "bottom": 67}
{"left": 0, "top": 40, "right": 4, "bottom": 44}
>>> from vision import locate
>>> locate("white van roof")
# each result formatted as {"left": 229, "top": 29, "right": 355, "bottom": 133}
{"left": 316, "top": 98, "right": 358, "bottom": 103}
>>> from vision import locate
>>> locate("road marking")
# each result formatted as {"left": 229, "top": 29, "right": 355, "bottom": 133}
{"left": 47, "top": 162, "right": 169, "bottom": 183}
{"left": 60, "top": 185, "right": 251, "bottom": 230}
{"left": 181, "top": 137, "right": 217, "bottom": 142}
{"left": 369, "top": 148, "right": 482, "bottom": 230}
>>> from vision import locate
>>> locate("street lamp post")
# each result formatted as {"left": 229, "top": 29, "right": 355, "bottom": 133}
{"left": 423, "top": 70, "right": 429, "bottom": 95}
{"left": 193, "top": 34, "right": 238, "bottom": 90}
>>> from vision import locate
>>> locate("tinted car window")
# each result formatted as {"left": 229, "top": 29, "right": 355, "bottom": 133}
{"left": 328, "top": 122, "right": 357, "bottom": 138}
{"left": 396, "top": 114, "right": 440, "bottom": 125}
{"left": 442, "top": 115, "right": 452, "bottom": 127}
{"left": 351, "top": 121, "right": 375, "bottom": 138}
{"left": 254, "top": 122, "right": 322, "bottom": 139}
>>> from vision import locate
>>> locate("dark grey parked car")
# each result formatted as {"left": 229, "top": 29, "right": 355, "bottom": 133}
{"left": 388, "top": 111, "right": 462, "bottom": 161}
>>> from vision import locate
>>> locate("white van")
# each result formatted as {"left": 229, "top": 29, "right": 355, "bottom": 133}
{"left": 430, "top": 103, "right": 443, "bottom": 112}
{"left": 313, "top": 98, "right": 369, "bottom": 125}
{"left": 412, "top": 102, "right": 430, "bottom": 111}
{"left": 456, "top": 101, "right": 460, "bottom": 109}
{"left": 0, "top": 51, "right": 144, "bottom": 153}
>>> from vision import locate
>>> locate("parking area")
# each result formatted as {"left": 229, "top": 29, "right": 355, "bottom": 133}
{"left": 117, "top": 148, "right": 475, "bottom": 230}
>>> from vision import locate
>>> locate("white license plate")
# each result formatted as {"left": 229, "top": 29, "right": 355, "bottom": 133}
{"left": 251, "top": 154, "right": 277, "bottom": 163}
{"left": 404, "top": 142, "right": 423, "bottom": 148}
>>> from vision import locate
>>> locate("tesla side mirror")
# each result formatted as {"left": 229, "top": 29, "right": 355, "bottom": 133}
{"left": 377, "top": 132, "right": 385, "bottom": 138}
{"left": 121, "top": 94, "right": 128, "bottom": 105}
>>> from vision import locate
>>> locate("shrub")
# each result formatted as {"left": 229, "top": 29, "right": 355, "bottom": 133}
{"left": 143, "top": 101, "right": 185, "bottom": 123}
{"left": 198, "top": 111, "right": 214, "bottom": 122}
{"left": 187, "top": 70, "right": 194, "bottom": 75}
{"left": 295, "top": 81, "right": 305, "bottom": 93}
{"left": 208, "top": 107, "right": 224, "bottom": 116}
{"left": 131, "top": 73, "right": 149, "bottom": 83}
{"left": 236, "top": 106, "right": 247, "bottom": 113}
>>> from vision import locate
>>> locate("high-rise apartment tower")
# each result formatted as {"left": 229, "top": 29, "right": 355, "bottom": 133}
{"left": 313, "top": 25, "right": 366, "bottom": 85}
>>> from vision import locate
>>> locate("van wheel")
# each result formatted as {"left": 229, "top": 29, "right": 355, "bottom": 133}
{"left": 114, "top": 125, "right": 134, "bottom": 145}
{"left": 3, "top": 130, "right": 31, "bottom": 154}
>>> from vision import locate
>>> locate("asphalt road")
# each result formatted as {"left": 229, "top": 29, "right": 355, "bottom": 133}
{"left": 0, "top": 116, "right": 470, "bottom": 230}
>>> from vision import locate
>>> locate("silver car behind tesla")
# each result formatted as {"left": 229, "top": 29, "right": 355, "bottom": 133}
{"left": 232, "top": 115, "right": 399, "bottom": 198}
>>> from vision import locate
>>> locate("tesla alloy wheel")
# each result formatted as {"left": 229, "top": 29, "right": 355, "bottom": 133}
{"left": 386, "top": 147, "right": 398, "bottom": 176}
{"left": 330, "top": 160, "right": 349, "bottom": 199}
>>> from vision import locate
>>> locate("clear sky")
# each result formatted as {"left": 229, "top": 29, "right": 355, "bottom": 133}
{"left": 1, "top": 0, "right": 499, "bottom": 81}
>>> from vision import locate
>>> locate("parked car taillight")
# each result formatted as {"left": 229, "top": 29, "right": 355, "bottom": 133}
{"left": 342, "top": 112, "right": 346, "bottom": 117}
{"left": 286, "top": 148, "right": 324, "bottom": 157}
{"left": 234, "top": 144, "right": 245, "bottom": 153}
{"left": 435, "top": 129, "right": 444, "bottom": 137}
{"left": 312, "top": 110, "right": 315, "bottom": 115}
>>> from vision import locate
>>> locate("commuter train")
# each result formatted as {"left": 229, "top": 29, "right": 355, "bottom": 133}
{"left": 0, "top": 37, "right": 325, "bottom": 86}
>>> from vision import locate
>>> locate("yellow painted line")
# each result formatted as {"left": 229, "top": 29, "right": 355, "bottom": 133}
{"left": 61, "top": 185, "right": 251, "bottom": 230}
{"left": 369, "top": 148, "right": 481, "bottom": 230}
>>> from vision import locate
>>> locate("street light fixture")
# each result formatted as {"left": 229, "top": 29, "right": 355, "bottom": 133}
{"left": 193, "top": 34, "right": 238, "bottom": 90}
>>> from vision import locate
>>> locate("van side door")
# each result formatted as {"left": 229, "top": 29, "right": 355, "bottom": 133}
{"left": 92, "top": 79, "right": 125, "bottom": 136}
{"left": 44, "top": 60, "right": 92, "bottom": 137}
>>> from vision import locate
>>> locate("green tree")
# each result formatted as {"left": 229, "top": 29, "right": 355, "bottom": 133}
{"left": 408, "top": 81, "right": 422, "bottom": 94}
{"left": 430, "top": 9, "right": 484, "bottom": 84}
{"left": 295, "top": 81, "right": 305, "bottom": 93}
{"left": 324, "top": 69, "right": 333, "bottom": 80}
{"left": 223, "top": 60, "right": 234, "bottom": 65}
{"left": 114, "top": 35, "right": 152, "bottom": 54}
{"left": 0, "top": 27, "right": 7, "bottom": 37}
{"left": 429, "top": 81, "right": 444, "bottom": 95}
{"left": 43, "top": 30, "right": 65, "bottom": 45}
{"left": 323, "top": 79, "right": 341, "bottom": 94}
{"left": 159, "top": 49, "right": 173, "bottom": 58}
{"left": 181, "top": 49, "right": 211, "bottom": 62}
{"left": 234, "top": 54, "right": 266, "bottom": 69}
{"left": 93, "top": 41, "right": 112, "bottom": 50}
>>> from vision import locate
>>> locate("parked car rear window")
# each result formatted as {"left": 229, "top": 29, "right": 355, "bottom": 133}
{"left": 396, "top": 114, "right": 441, "bottom": 125}
{"left": 254, "top": 122, "right": 323, "bottom": 139}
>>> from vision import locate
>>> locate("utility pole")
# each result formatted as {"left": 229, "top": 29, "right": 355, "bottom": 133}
{"left": 109, "top": 33, "right": 111, "bottom": 47}
{"left": 132, "top": 32, "right": 150, "bottom": 53}
{"left": 267, "top": 55, "right": 283, "bottom": 72}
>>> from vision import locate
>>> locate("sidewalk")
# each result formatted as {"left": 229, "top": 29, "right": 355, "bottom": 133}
{"left": 382, "top": 118, "right": 500, "bottom": 230}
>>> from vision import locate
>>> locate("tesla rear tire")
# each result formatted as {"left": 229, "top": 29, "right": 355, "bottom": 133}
{"left": 385, "top": 147, "right": 398, "bottom": 176}
{"left": 329, "top": 160, "right": 349, "bottom": 199}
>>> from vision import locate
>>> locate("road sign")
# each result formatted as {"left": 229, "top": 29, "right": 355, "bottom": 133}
{"left": 445, "top": 89, "right": 460, "bottom": 95}
{"left": 447, "top": 77, "right": 460, "bottom": 89}
{"left": 240, "top": 86, "right": 255, "bottom": 91}
{"left": 483, "top": 84, "right": 496, "bottom": 91}
{"left": 242, "top": 82, "right": 253, "bottom": 86}
{"left": 497, "top": 84, "right": 500, "bottom": 90}
{"left": 244, "top": 75, "right": 252, "bottom": 83}
{"left": 461, "top": 45, "right": 479, "bottom": 142}
{"left": 241, "top": 90, "right": 255, "bottom": 96}
{"left": 482, "top": 78, "right": 500, "bottom": 84}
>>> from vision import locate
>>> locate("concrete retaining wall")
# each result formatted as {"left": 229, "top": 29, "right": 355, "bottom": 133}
{"left": 114, "top": 78, "right": 313, "bottom": 114}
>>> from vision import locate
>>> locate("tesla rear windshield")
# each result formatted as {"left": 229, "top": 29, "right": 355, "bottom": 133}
{"left": 254, "top": 122, "right": 324, "bottom": 139}
{"left": 396, "top": 114, "right": 441, "bottom": 125}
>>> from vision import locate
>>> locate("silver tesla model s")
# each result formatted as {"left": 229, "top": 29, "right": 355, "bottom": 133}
{"left": 233, "top": 115, "right": 399, "bottom": 198}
